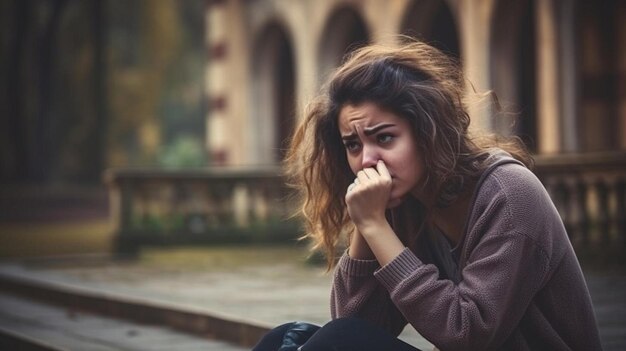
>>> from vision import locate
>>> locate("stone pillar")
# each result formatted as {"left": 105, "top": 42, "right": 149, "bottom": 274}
{"left": 292, "top": 1, "right": 316, "bottom": 121}
{"left": 559, "top": 0, "right": 578, "bottom": 152}
{"left": 206, "top": 0, "right": 229, "bottom": 165}
{"left": 365, "top": 0, "right": 407, "bottom": 46}
{"left": 535, "top": 0, "right": 561, "bottom": 154}
{"left": 458, "top": 0, "right": 495, "bottom": 133}
{"left": 618, "top": 1, "right": 626, "bottom": 150}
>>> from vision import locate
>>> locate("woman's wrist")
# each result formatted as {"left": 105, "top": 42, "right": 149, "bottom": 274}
{"left": 356, "top": 219, "right": 393, "bottom": 239}
{"left": 348, "top": 228, "right": 376, "bottom": 260}
{"left": 357, "top": 220, "right": 406, "bottom": 267}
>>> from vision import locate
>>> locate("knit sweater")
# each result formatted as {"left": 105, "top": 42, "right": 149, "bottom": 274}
{"left": 331, "top": 156, "right": 602, "bottom": 351}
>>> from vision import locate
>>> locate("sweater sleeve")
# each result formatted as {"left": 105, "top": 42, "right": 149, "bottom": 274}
{"left": 374, "top": 169, "right": 554, "bottom": 351}
{"left": 330, "top": 251, "right": 408, "bottom": 336}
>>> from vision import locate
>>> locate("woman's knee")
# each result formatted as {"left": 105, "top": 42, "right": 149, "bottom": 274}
{"left": 252, "top": 322, "right": 297, "bottom": 351}
{"left": 301, "top": 317, "right": 420, "bottom": 351}
{"left": 252, "top": 321, "right": 321, "bottom": 351}
{"left": 301, "top": 317, "right": 374, "bottom": 347}
{"left": 317, "top": 317, "right": 365, "bottom": 335}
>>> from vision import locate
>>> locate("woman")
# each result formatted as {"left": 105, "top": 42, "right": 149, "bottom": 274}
{"left": 253, "top": 39, "right": 602, "bottom": 351}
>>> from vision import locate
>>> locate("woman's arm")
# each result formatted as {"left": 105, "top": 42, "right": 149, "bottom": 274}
{"left": 372, "top": 166, "right": 561, "bottom": 350}
{"left": 330, "top": 160, "right": 411, "bottom": 334}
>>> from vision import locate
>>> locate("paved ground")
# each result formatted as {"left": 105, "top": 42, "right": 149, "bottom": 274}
{"left": 0, "top": 292, "right": 248, "bottom": 351}
{"left": 1, "top": 246, "right": 625, "bottom": 350}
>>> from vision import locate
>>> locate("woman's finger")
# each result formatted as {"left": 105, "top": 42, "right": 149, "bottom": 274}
{"left": 376, "top": 160, "right": 391, "bottom": 180}
{"left": 362, "top": 167, "right": 379, "bottom": 180}
{"left": 357, "top": 170, "right": 369, "bottom": 184}
{"left": 347, "top": 183, "right": 356, "bottom": 193}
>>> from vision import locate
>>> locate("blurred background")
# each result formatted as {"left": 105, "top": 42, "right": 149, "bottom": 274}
{"left": 0, "top": 0, "right": 624, "bottom": 260}
{"left": 0, "top": 0, "right": 210, "bottom": 257}
{"left": 0, "top": 0, "right": 624, "bottom": 349}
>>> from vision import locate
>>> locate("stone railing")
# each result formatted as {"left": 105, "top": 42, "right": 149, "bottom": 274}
{"left": 105, "top": 152, "right": 626, "bottom": 256}
{"left": 103, "top": 167, "right": 300, "bottom": 254}
{"left": 534, "top": 152, "right": 626, "bottom": 253}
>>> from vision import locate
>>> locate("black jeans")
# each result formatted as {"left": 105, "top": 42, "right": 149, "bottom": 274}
{"left": 252, "top": 317, "right": 421, "bottom": 351}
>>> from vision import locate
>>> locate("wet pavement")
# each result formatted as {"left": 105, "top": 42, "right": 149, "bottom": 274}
{"left": 0, "top": 246, "right": 624, "bottom": 350}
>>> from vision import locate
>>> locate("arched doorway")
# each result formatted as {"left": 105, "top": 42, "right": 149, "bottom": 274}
{"left": 250, "top": 23, "right": 296, "bottom": 164}
{"left": 491, "top": 0, "right": 537, "bottom": 151}
{"left": 317, "top": 6, "right": 370, "bottom": 84}
{"left": 400, "top": 0, "right": 461, "bottom": 59}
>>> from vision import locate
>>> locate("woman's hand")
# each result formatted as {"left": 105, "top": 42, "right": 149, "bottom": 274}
{"left": 345, "top": 160, "right": 392, "bottom": 230}
{"left": 345, "top": 160, "right": 405, "bottom": 266}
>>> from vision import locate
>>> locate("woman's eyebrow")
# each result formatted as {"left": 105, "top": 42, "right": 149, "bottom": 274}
{"left": 363, "top": 123, "right": 395, "bottom": 135}
{"left": 341, "top": 123, "right": 395, "bottom": 140}
{"left": 341, "top": 133, "right": 357, "bottom": 141}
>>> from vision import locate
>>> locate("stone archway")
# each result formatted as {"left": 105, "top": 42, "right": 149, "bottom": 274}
{"left": 317, "top": 5, "right": 370, "bottom": 85}
{"left": 250, "top": 23, "right": 296, "bottom": 164}
{"left": 577, "top": 0, "right": 623, "bottom": 151}
{"left": 400, "top": 0, "right": 461, "bottom": 59}
{"left": 490, "top": 0, "right": 537, "bottom": 151}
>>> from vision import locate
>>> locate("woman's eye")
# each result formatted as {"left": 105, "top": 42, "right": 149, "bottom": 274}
{"left": 344, "top": 141, "right": 360, "bottom": 152}
{"left": 377, "top": 134, "right": 394, "bottom": 144}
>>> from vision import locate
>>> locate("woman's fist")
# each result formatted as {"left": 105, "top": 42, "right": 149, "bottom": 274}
{"left": 345, "top": 160, "right": 392, "bottom": 228}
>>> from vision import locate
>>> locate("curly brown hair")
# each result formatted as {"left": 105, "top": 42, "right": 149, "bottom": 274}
{"left": 285, "top": 39, "right": 531, "bottom": 269}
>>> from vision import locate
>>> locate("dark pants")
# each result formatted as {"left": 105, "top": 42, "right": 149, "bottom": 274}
{"left": 252, "top": 317, "right": 421, "bottom": 351}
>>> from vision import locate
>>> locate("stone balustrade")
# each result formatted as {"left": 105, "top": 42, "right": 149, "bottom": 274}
{"left": 534, "top": 152, "right": 626, "bottom": 253}
{"left": 104, "top": 166, "right": 300, "bottom": 254}
{"left": 105, "top": 152, "right": 626, "bottom": 256}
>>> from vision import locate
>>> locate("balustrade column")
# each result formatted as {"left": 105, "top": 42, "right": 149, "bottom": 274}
{"left": 595, "top": 180, "right": 610, "bottom": 246}
{"left": 576, "top": 180, "right": 590, "bottom": 246}
{"left": 617, "top": 179, "right": 626, "bottom": 246}
{"left": 553, "top": 180, "right": 572, "bottom": 238}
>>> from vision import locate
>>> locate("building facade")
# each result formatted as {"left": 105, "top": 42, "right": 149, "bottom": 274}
{"left": 204, "top": 0, "right": 625, "bottom": 167}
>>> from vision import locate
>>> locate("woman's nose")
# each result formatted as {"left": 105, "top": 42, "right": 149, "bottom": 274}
{"left": 361, "top": 145, "right": 380, "bottom": 169}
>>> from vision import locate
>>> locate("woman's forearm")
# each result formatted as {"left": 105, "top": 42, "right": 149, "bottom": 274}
{"left": 348, "top": 221, "right": 406, "bottom": 266}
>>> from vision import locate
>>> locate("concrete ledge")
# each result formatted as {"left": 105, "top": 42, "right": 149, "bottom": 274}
{"left": 0, "top": 268, "right": 272, "bottom": 347}
{"left": 0, "top": 326, "right": 69, "bottom": 351}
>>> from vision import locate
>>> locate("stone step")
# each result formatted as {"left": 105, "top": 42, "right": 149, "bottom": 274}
{"left": 0, "top": 292, "right": 248, "bottom": 351}
{"left": 0, "top": 266, "right": 270, "bottom": 349}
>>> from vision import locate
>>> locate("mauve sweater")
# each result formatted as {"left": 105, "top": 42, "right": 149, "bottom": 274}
{"left": 331, "top": 156, "right": 602, "bottom": 351}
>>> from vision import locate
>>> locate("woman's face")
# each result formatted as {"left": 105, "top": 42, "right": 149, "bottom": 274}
{"left": 338, "top": 102, "right": 426, "bottom": 208}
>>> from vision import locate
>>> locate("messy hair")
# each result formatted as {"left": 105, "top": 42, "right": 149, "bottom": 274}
{"left": 284, "top": 39, "right": 531, "bottom": 269}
